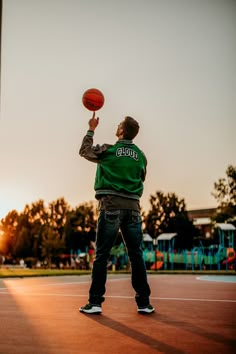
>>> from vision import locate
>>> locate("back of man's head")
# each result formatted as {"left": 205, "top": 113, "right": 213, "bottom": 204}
{"left": 123, "top": 116, "right": 140, "bottom": 140}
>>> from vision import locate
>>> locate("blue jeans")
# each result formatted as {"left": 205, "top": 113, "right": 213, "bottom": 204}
{"left": 89, "top": 209, "right": 151, "bottom": 307}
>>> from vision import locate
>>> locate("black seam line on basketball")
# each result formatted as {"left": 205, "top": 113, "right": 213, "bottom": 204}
{"left": 86, "top": 105, "right": 101, "bottom": 108}
{"left": 84, "top": 97, "right": 103, "bottom": 102}
{"left": 83, "top": 95, "right": 103, "bottom": 100}
{"left": 84, "top": 92, "right": 103, "bottom": 97}
{"left": 84, "top": 102, "right": 103, "bottom": 107}
{"left": 84, "top": 104, "right": 102, "bottom": 109}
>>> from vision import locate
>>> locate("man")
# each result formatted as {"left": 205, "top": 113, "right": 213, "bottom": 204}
{"left": 79, "top": 112, "right": 154, "bottom": 315}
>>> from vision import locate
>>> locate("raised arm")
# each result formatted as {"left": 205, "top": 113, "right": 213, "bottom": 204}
{"left": 79, "top": 112, "right": 110, "bottom": 162}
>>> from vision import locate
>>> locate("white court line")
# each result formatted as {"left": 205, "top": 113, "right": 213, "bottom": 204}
{"left": 1, "top": 276, "right": 235, "bottom": 303}
{"left": 196, "top": 276, "right": 236, "bottom": 283}
{"left": 0, "top": 291, "right": 235, "bottom": 303}
{"left": 0, "top": 277, "right": 129, "bottom": 291}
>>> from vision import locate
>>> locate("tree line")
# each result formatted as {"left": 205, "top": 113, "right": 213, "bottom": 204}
{"left": 0, "top": 165, "right": 235, "bottom": 265}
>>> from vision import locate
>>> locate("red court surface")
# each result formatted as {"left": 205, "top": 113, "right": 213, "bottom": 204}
{"left": 0, "top": 274, "right": 235, "bottom": 354}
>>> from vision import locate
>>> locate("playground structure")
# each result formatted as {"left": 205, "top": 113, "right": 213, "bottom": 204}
{"left": 144, "top": 223, "right": 236, "bottom": 271}
{"left": 107, "top": 223, "right": 236, "bottom": 271}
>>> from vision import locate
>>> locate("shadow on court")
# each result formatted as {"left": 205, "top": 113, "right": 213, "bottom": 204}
{"left": 87, "top": 313, "right": 186, "bottom": 354}
{"left": 155, "top": 311, "right": 236, "bottom": 349}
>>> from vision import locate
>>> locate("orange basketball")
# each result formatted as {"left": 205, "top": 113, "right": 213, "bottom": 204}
{"left": 82, "top": 88, "right": 105, "bottom": 111}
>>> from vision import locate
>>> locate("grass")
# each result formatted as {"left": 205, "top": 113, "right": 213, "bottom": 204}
{"left": 0, "top": 267, "right": 235, "bottom": 278}
{"left": 0, "top": 268, "right": 91, "bottom": 278}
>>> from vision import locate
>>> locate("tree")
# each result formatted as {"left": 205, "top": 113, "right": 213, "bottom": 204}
{"left": 0, "top": 210, "right": 20, "bottom": 257}
{"left": 64, "top": 202, "right": 97, "bottom": 252}
{"left": 47, "top": 198, "right": 70, "bottom": 237}
{"left": 144, "top": 191, "right": 196, "bottom": 250}
{"left": 0, "top": 198, "right": 70, "bottom": 261}
{"left": 212, "top": 165, "right": 236, "bottom": 225}
{"left": 11, "top": 213, "right": 32, "bottom": 258}
{"left": 12, "top": 200, "right": 48, "bottom": 259}
{"left": 41, "top": 226, "right": 65, "bottom": 267}
{"left": 12, "top": 226, "right": 32, "bottom": 258}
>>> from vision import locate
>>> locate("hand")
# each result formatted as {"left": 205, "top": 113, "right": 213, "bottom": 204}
{"left": 88, "top": 112, "right": 99, "bottom": 131}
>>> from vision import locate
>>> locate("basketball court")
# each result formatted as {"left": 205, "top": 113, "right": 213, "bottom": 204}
{"left": 0, "top": 274, "right": 235, "bottom": 353}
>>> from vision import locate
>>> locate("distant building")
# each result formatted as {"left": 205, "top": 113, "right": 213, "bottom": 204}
{"left": 187, "top": 208, "right": 217, "bottom": 238}
{"left": 187, "top": 208, "right": 217, "bottom": 220}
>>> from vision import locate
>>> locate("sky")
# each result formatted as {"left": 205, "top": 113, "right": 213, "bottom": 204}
{"left": 0, "top": 0, "right": 235, "bottom": 219}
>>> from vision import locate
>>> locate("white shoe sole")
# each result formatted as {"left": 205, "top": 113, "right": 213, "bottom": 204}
{"left": 80, "top": 306, "right": 102, "bottom": 314}
{"left": 137, "top": 308, "right": 155, "bottom": 314}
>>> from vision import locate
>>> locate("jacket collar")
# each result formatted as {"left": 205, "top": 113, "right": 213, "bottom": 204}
{"left": 116, "top": 139, "right": 133, "bottom": 144}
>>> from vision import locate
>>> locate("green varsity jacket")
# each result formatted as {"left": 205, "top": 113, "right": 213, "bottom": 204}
{"left": 79, "top": 131, "right": 147, "bottom": 200}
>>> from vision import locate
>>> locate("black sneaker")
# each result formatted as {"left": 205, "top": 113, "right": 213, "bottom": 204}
{"left": 137, "top": 304, "right": 155, "bottom": 314}
{"left": 79, "top": 303, "right": 102, "bottom": 314}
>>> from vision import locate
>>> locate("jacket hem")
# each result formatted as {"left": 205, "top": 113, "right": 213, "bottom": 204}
{"left": 95, "top": 190, "right": 141, "bottom": 200}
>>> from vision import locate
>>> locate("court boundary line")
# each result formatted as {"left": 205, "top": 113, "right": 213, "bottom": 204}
{"left": 196, "top": 275, "right": 236, "bottom": 283}
{"left": 0, "top": 291, "right": 235, "bottom": 303}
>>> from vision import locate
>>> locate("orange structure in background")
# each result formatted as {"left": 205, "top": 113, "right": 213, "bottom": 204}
{"left": 150, "top": 250, "right": 164, "bottom": 270}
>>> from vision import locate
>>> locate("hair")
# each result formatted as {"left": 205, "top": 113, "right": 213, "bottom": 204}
{"left": 122, "top": 116, "right": 140, "bottom": 140}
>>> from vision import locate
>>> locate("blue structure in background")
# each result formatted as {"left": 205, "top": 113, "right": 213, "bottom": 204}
{"left": 143, "top": 224, "right": 236, "bottom": 271}
{"left": 217, "top": 223, "right": 235, "bottom": 248}
{"left": 156, "top": 233, "right": 177, "bottom": 270}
